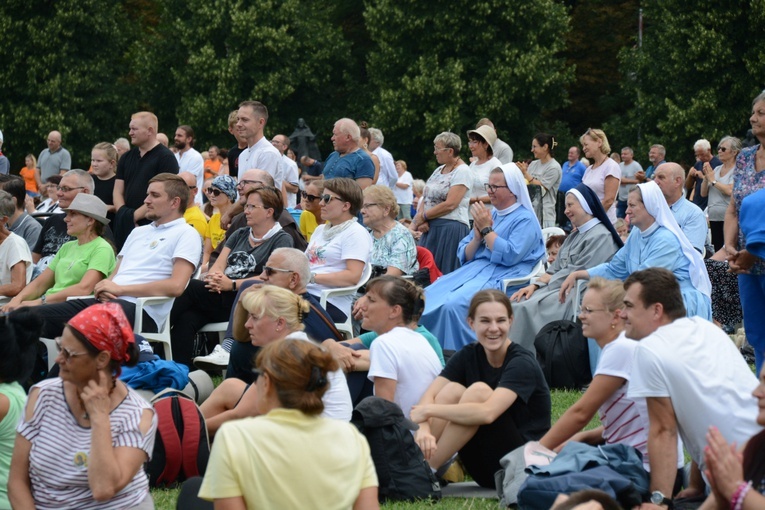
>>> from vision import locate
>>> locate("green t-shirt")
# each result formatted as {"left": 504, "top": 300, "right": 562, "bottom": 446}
{"left": 0, "top": 382, "right": 26, "bottom": 508}
{"left": 359, "top": 325, "right": 445, "bottom": 366}
{"left": 46, "top": 237, "right": 116, "bottom": 295}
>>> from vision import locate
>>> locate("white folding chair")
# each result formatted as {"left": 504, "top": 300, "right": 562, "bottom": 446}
{"left": 570, "top": 279, "right": 588, "bottom": 321}
{"left": 133, "top": 297, "right": 175, "bottom": 360}
{"left": 541, "top": 226, "right": 565, "bottom": 241}
{"left": 198, "top": 321, "right": 229, "bottom": 343}
{"left": 502, "top": 258, "right": 545, "bottom": 294}
{"left": 320, "top": 263, "right": 373, "bottom": 339}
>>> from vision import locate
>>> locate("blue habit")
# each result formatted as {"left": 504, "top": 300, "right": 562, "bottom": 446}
{"left": 421, "top": 206, "right": 544, "bottom": 351}
{"left": 588, "top": 223, "right": 712, "bottom": 320}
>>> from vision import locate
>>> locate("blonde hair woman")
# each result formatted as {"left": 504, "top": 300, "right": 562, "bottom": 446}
{"left": 580, "top": 128, "right": 621, "bottom": 223}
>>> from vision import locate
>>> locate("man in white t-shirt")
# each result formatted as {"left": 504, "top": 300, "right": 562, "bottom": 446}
{"left": 36, "top": 173, "right": 202, "bottom": 341}
{"left": 622, "top": 268, "right": 761, "bottom": 509}
{"left": 174, "top": 125, "right": 205, "bottom": 205}
{"left": 368, "top": 128, "right": 398, "bottom": 188}
{"left": 235, "top": 101, "right": 283, "bottom": 188}
{"left": 616, "top": 147, "right": 643, "bottom": 218}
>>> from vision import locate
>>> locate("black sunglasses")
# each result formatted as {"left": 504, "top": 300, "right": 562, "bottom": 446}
{"left": 263, "top": 266, "right": 294, "bottom": 277}
{"left": 321, "top": 194, "right": 341, "bottom": 204}
{"left": 301, "top": 191, "right": 321, "bottom": 202}
{"left": 206, "top": 187, "right": 222, "bottom": 197}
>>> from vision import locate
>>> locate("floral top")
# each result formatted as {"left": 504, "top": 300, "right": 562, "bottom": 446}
{"left": 733, "top": 145, "right": 765, "bottom": 275}
{"left": 370, "top": 222, "right": 419, "bottom": 275}
{"left": 422, "top": 164, "right": 472, "bottom": 226}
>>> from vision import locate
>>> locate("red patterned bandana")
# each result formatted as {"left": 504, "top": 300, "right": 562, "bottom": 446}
{"left": 68, "top": 303, "right": 135, "bottom": 362}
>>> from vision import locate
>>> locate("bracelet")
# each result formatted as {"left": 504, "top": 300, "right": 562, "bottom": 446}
{"left": 40, "top": 294, "right": 46, "bottom": 304}
{"left": 731, "top": 481, "right": 752, "bottom": 510}
{"left": 422, "top": 210, "right": 428, "bottom": 221}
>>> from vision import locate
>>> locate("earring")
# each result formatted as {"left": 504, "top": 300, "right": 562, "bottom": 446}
{"left": 611, "top": 324, "right": 615, "bottom": 329}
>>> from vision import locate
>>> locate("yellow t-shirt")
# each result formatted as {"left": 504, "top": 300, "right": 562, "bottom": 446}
{"left": 299, "top": 210, "right": 319, "bottom": 242}
{"left": 204, "top": 212, "right": 226, "bottom": 249}
{"left": 184, "top": 205, "right": 208, "bottom": 238}
{"left": 199, "top": 408, "right": 377, "bottom": 509}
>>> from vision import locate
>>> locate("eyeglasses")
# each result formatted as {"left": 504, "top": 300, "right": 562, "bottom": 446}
{"left": 301, "top": 191, "right": 321, "bottom": 202}
{"left": 57, "top": 186, "right": 85, "bottom": 193}
{"left": 361, "top": 203, "right": 379, "bottom": 210}
{"left": 321, "top": 194, "right": 340, "bottom": 204}
{"left": 237, "top": 179, "right": 265, "bottom": 189}
{"left": 56, "top": 338, "right": 88, "bottom": 362}
{"left": 206, "top": 187, "right": 222, "bottom": 197}
{"left": 244, "top": 203, "right": 266, "bottom": 211}
{"left": 717, "top": 147, "right": 729, "bottom": 152}
{"left": 433, "top": 146, "right": 450, "bottom": 152}
{"left": 263, "top": 266, "right": 294, "bottom": 277}
{"left": 578, "top": 306, "right": 608, "bottom": 316}
{"left": 484, "top": 183, "right": 510, "bottom": 193}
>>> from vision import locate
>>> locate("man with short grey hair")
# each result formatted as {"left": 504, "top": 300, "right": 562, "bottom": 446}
{"left": 475, "top": 118, "right": 513, "bottom": 163}
{"left": 37, "top": 131, "right": 72, "bottom": 180}
{"left": 653, "top": 162, "right": 708, "bottom": 253}
{"left": 368, "top": 128, "right": 398, "bottom": 188}
{"left": 686, "top": 139, "right": 720, "bottom": 210}
{"left": 321, "top": 118, "right": 374, "bottom": 188}
{"left": 616, "top": 147, "right": 643, "bottom": 218}
{"left": 114, "top": 138, "right": 131, "bottom": 157}
{"left": 641, "top": 144, "right": 666, "bottom": 181}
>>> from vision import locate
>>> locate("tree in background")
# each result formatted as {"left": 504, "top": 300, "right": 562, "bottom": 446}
{"left": 607, "top": 0, "right": 765, "bottom": 165}
{"left": 363, "top": 0, "right": 574, "bottom": 173}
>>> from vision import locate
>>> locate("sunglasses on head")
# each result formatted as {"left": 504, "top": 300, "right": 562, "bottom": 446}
{"left": 301, "top": 191, "right": 320, "bottom": 201}
{"left": 206, "top": 187, "right": 223, "bottom": 197}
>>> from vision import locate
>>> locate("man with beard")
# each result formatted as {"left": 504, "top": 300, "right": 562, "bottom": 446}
{"left": 174, "top": 125, "right": 205, "bottom": 205}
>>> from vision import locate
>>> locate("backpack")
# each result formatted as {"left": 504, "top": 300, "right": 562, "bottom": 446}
{"left": 351, "top": 397, "right": 441, "bottom": 502}
{"left": 534, "top": 320, "right": 592, "bottom": 390}
{"left": 146, "top": 390, "right": 210, "bottom": 487}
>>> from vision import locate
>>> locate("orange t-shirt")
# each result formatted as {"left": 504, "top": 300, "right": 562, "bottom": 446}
{"left": 204, "top": 159, "right": 222, "bottom": 180}
{"left": 19, "top": 167, "right": 38, "bottom": 193}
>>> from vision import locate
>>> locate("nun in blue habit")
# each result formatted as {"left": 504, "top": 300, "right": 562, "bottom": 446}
{"left": 420, "top": 163, "right": 545, "bottom": 351}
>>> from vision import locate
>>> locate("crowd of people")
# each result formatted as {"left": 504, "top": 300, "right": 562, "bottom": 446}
{"left": 0, "top": 91, "right": 761, "bottom": 509}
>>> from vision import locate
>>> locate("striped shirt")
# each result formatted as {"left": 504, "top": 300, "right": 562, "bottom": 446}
{"left": 17, "top": 378, "right": 157, "bottom": 509}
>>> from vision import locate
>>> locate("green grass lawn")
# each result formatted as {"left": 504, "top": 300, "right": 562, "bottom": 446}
{"left": 150, "top": 388, "right": 597, "bottom": 509}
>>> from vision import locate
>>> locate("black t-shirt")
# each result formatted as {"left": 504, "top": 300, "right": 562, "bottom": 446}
{"left": 32, "top": 214, "right": 115, "bottom": 257}
{"left": 116, "top": 144, "right": 179, "bottom": 210}
{"left": 228, "top": 146, "right": 245, "bottom": 179}
{"left": 440, "top": 342, "right": 551, "bottom": 441}
{"left": 93, "top": 175, "right": 117, "bottom": 222}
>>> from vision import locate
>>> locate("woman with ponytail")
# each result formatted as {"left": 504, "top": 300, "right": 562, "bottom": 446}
{"left": 517, "top": 133, "right": 562, "bottom": 228}
{"left": 200, "top": 285, "right": 352, "bottom": 438}
{"left": 410, "top": 290, "right": 551, "bottom": 489}
{"left": 360, "top": 275, "right": 442, "bottom": 420}
{"left": 199, "top": 338, "right": 379, "bottom": 509}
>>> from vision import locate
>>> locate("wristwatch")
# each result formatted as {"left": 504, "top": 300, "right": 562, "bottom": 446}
{"left": 309, "top": 272, "right": 317, "bottom": 284}
{"left": 650, "top": 491, "right": 672, "bottom": 508}
{"left": 711, "top": 180, "right": 718, "bottom": 187}
{"left": 480, "top": 226, "right": 494, "bottom": 237}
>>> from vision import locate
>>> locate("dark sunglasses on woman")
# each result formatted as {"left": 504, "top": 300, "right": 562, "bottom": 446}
{"left": 301, "top": 191, "right": 321, "bottom": 202}
{"left": 206, "top": 187, "right": 223, "bottom": 197}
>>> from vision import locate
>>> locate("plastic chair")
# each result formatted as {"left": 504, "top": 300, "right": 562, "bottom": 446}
{"left": 541, "top": 226, "right": 565, "bottom": 241}
{"left": 320, "top": 263, "right": 373, "bottom": 339}
{"left": 133, "top": 297, "right": 176, "bottom": 360}
{"left": 198, "top": 321, "right": 228, "bottom": 343}
{"left": 502, "top": 258, "right": 545, "bottom": 294}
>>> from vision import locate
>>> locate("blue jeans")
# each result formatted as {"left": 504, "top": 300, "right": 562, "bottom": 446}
{"left": 616, "top": 199, "right": 628, "bottom": 219}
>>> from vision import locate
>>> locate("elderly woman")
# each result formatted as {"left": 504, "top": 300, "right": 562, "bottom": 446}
{"left": 701, "top": 136, "right": 740, "bottom": 252}
{"left": 199, "top": 285, "right": 352, "bottom": 437}
{"left": 9, "top": 303, "right": 156, "bottom": 509}
{"left": 394, "top": 160, "right": 414, "bottom": 220}
{"left": 305, "top": 178, "right": 372, "bottom": 323}
{"left": 412, "top": 290, "right": 551, "bottom": 489}
{"left": 509, "top": 184, "right": 623, "bottom": 352}
{"left": 580, "top": 129, "right": 621, "bottom": 223}
{"left": 411, "top": 132, "right": 471, "bottom": 275}
{"left": 467, "top": 125, "right": 502, "bottom": 210}
{"left": 0, "top": 309, "right": 40, "bottom": 509}
{"left": 560, "top": 181, "right": 712, "bottom": 321}
{"left": 725, "top": 91, "right": 765, "bottom": 376}
{"left": 198, "top": 338, "right": 377, "bottom": 509}
{"left": 518, "top": 133, "right": 562, "bottom": 228}
{"left": 28, "top": 176, "right": 63, "bottom": 215}
{"left": 4, "top": 194, "right": 115, "bottom": 311}
{"left": 298, "top": 180, "right": 324, "bottom": 242}
{"left": 361, "top": 185, "right": 418, "bottom": 276}
{"left": 202, "top": 174, "right": 238, "bottom": 268}
{"left": 0, "top": 191, "right": 33, "bottom": 305}
{"left": 170, "top": 186, "right": 293, "bottom": 367}
{"left": 420, "top": 163, "right": 545, "bottom": 351}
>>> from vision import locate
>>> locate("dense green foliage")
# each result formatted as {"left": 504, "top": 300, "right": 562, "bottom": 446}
{"left": 0, "top": 0, "right": 761, "bottom": 175}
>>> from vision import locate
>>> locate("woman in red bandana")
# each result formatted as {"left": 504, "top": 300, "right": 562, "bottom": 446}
{"left": 9, "top": 303, "right": 158, "bottom": 510}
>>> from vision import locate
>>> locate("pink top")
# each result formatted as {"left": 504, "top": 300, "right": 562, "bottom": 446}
{"left": 582, "top": 158, "right": 621, "bottom": 223}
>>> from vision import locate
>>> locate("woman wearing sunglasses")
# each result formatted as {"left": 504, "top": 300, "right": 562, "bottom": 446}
{"left": 298, "top": 180, "right": 325, "bottom": 242}
{"left": 202, "top": 174, "right": 238, "bottom": 268}
{"left": 305, "top": 178, "right": 372, "bottom": 323}
{"left": 169, "top": 186, "right": 294, "bottom": 367}
{"left": 9, "top": 303, "right": 157, "bottom": 510}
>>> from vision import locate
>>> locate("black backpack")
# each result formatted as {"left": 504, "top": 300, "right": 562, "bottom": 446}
{"left": 534, "top": 320, "right": 592, "bottom": 390}
{"left": 351, "top": 397, "right": 441, "bottom": 502}
{"left": 146, "top": 390, "right": 210, "bottom": 487}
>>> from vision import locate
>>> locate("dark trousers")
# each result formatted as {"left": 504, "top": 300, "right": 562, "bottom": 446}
{"left": 37, "top": 298, "right": 156, "bottom": 339}
{"left": 710, "top": 221, "right": 724, "bottom": 253}
{"left": 170, "top": 280, "right": 237, "bottom": 368}
{"left": 226, "top": 340, "right": 260, "bottom": 383}
{"left": 459, "top": 410, "right": 526, "bottom": 489}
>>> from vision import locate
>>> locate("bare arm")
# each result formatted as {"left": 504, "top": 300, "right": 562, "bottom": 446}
{"left": 313, "top": 259, "right": 365, "bottom": 287}
{"left": 94, "top": 258, "right": 195, "bottom": 300}
{"left": 373, "top": 377, "right": 397, "bottom": 403}
{"left": 539, "top": 375, "right": 625, "bottom": 450}
{"left": 356, "top": 177, "right": 373, "bottom": 190}
{"left": 723, "top": 197, "right": 739, "bottom": 256}
{"left": 0, "top": 262, "right": 28, "bottom": 298}
{"left": 113, "top": 179, "right": 125, "bottom": 212}
{"left": 214, "top": 497, "right": 247, "bottom": 510}
{"left": 8, "top": 389, "right": 39, "bottom": 510}
{"left": 412, "top": 386, "right": 518, "bottom": 426}
{"left": 416, "top": 184, "right": 468, "bottom": 221}
{"left": 645, "top": 397, "right": 679, "bottom": 497}
{"left": 3, "top": 267, "right": 56, "bottom": 309}
{"left": 601, "top": 175, "right": 619, "bottom": 212}
{"left": 353, "top": 487, "right": 380, "bottom": 510}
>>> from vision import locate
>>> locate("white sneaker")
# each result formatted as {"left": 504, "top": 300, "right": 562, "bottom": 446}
{"left": 193, "top": 345, "right": 230, "bottom": 372}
